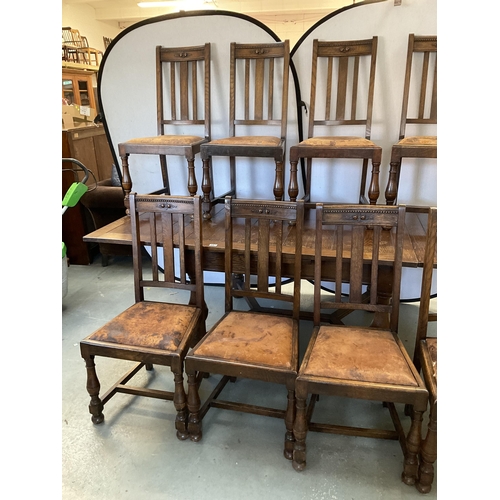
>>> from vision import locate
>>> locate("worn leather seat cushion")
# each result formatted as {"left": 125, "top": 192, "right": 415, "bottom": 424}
{"left": 126, "top": 135, "right": 205, "bottom": 146}
{"left": 87, "top": 301, "right": 199, "bottom": 351}
{"left": 192, "top": 311, "right": 294, "bottom": 368}
{"left": 301, "top": 325, "right": 418, "bottom": 387}
{"left": 206, "top": 136, "right": 282, "bottom": 147}
{"left": 396, "top": 136, "right": 437, "bottom": 147}
{"left": 297, "top": 136, "right": 379, "bottom": 148}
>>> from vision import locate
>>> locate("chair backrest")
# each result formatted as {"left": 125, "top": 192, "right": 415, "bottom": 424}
{"left": 228, "top": 41, "right": 290, "bottom": 140}
{"left": 62, "top": 27, "right": 83, "bottom": 48}
{"left": 415, "top": 206, "right": 437, "bottom": 344}
{"left": 224, "top": 197, "right": 304, "bottom": 319}
{"left": 313, "top": 204, "right": 406, "bottom": 332}
{"left": 156, "top": 44, "right": 211, "bottom": 141}
{"left": 399, "top": 34, "right": 437, "bottom": 140}
{"left": 129, "top": 193, "right": 204, "bottom": 310}
{"left": 307, "top": 37, "right": 378, "bottom": 140}
{"left": 103, "top": 36, "right": 113, "bottom": 50}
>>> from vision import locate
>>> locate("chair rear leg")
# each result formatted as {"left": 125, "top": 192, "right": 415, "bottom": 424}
{"left": 83, "top": 354, "right": 104, "bottom": 424}
{"left": 292, "top": 390, "right": 308, "bottom": 471}
{"left": 284, "top": 389, "right": 296, "bottom": 460}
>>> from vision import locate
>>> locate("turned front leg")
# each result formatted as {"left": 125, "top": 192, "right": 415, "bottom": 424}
{"left": 173, "top": 370, "right": 189, "bottom": 441}
{"left": 402, "top": 408, "right": 424, "bottom": 485}
{"left": 385, "top": 159, "right": 401, "bottom": 205}
{"left": 273, "top": 160, "right": 284, "bottom": 201}
{"left": 368, "top": 160, "right": 380, "bottom": 205}
{"left": 187, "top": 372, "right": 202, "bottom": 441}
{"left": 201, "top": 158, "right": 212, "bottom": 219}
{"left": 292, "top": 387, "right": 308, "bottom": 471}
{"left": 83, "top": 355, "right": 104, "bottom": 424}
{"left": 187, "top": 157, "right": 198, "bottom": 197}
{"left": 120, "top": 153, "right": 132, "bottom": 214}
{"left": 416, "top": 401, "right": 437, "bottom": 494}
{"left": 288, "top": 160, "right": 299, "bottom": 202}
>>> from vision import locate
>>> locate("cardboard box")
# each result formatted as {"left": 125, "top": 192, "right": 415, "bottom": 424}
{"left": 62, "top": 104, "right": 97, "bottom": 129}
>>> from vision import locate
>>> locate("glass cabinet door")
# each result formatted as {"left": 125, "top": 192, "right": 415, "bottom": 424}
{"left": 62, "top": 71, "right": 96, "bottom": 108}
{"left": 62, "top": 77, "right": 75, "bottom": 105}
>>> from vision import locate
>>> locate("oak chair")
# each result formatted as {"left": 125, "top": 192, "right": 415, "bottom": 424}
{"left": 384, "top": 34, "right": 437, "bottom": 211}
{"left": 288, "top": 38, "right": 381, "bottom": 207}
{"left": 412, "top": 206, "right": 437, "bottom": 493}
{"left": 80, "top": 36, "right": 103, "bottom": 66}
{"left": 62, "top": 27, "right": 101, "bottom": 66}
{"left": 185, "top": 197, "right": 304, "bottom": 459}
{"left": 103, "top": 36, "right": 113, "bottom": 50}
{"left": 80, "top": 193, "right": 206, "bottom": 440}
{"left": 199, "top": 41, "right": 290, "bottom": 219}
{"left": 62, "top": 27, "right": 79, "bottom": 63}
{"left": 119, "top": 44, "right": 211, "bottom": 209}
{"left": 291, "top": 204, "right": 429, "bottom": 487}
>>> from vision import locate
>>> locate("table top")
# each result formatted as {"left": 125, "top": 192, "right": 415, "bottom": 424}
{"left": 83, "top": 203, "right": 433, "bottom": 269}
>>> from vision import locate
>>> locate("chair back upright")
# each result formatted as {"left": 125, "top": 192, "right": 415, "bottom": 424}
{"left": 308, "top": 37, "right": 378, "bottom": 141}
{"left": 224, "top": 197, "right": 304, "bottom": 319}
{"left": 229, "top": 41, "right": 290, "bottom": 141}
{"left": 129, "top": 192, "right": 204, "bottom": 312}
{"left": 399, "top": 34, "right": 437, "bottom": 140}
{"left": 314, "top": 204, "right": 406, "bottom": 332}
{"left": 156, "top": 44, "right": 211, "bottom": 141}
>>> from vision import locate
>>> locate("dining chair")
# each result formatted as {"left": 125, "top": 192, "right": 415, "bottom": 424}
{"left": 62, "top": 27, "right": 79, "bottom": 63}
{"left": 412, "top": 206, "right": 437, "bottom": 493}
{"left": 185, "top": 197, "right": 304, "bottom": 459}
{"left": 384, "top": 34, "right": 437, "bottom": 211}
{"left": 291, "top": 203, "right": 429, "bottom": 487}
{"left": 118, "top": 44, "right": 211, "bottom": 210}
{"left": 199, "top": 41, "right": 290, "bottom": 219}
{"left": 80, "top": 36, "right": 103, "bottom": 66}
{"left": 62, "top": 27, "right": 101, "bottom": 66}
{"left": 288, "top": 38, "right": 381, "bottom": 207}
{"left": 103, "top": 36, "right": 113, "bottom": 50}
{"left": 80, "top": 193, "right": 206, "bottom": 440}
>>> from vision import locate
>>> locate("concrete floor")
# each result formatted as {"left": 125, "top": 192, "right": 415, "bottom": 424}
{"left": 62, "top": 254, "right": 437, "bottom": 500}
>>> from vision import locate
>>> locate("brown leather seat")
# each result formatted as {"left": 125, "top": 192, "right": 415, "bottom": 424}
{"left": 291, "top": 203, "right": 429, "bottom": 487}
{"left": 80, "top": 193, "right": 206, "bottom": 440}
{"left": 185, "top": 197, "right": 304, "bottom": 459}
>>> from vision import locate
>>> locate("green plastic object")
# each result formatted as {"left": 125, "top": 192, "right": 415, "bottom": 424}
{"left": 62, "top": 242, "right": 67, "bottom": 259}
{"left": 62, "top": 182, "right": 88, "bottom": 207}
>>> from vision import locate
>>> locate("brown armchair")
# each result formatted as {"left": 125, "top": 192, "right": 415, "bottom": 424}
{"left": 80, "top": 173, "right": 132, "bottom": 266}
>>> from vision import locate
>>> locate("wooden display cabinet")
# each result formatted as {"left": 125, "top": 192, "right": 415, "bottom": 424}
{"left": 62, "top": 69, "right": 96, "bottom": 108}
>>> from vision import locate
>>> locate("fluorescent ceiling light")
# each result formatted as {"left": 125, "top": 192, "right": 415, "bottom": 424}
{"left": 138, "top": 2, "right": 177, "bottom": 7}
{"left": 138, "top": 0, "right": 217, "bottom": 7}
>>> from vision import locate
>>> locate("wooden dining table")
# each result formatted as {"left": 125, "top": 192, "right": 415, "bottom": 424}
{"left": 83, "top": 202, "right": 433, "bottom": 326}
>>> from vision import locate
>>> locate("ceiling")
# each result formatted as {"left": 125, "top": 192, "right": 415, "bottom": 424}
{"left": 63, "top": 0, "right": 359, "bottom": 27}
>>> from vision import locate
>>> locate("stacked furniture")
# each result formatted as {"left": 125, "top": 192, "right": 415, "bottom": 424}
{"left": 77, "top": 25, "right": 438, "bottom": 492}
{"left": 62, "top": 27, "right": 102, "bottom": 66}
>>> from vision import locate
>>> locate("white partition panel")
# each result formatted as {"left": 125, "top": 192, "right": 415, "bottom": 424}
{"left": 99, "top": 1, "right": 437, "bottom": 296}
